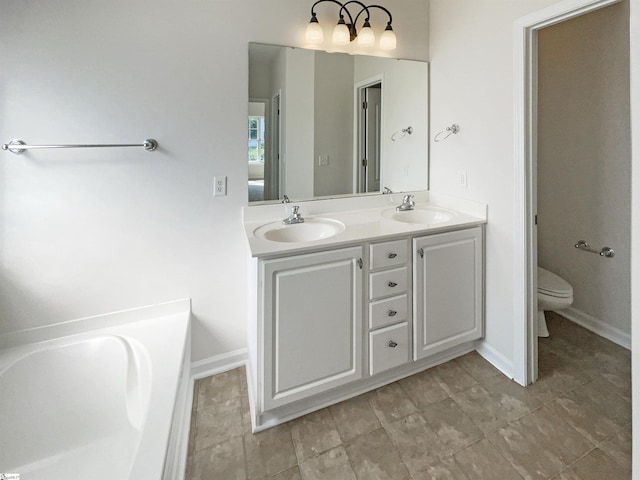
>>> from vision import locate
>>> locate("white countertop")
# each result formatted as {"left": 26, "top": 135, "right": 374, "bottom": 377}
{"left": 243, "top": 191, "right": 488, "bottom": 258}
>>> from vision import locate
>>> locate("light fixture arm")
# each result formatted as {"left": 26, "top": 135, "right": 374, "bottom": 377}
{"left": 364, "top": 4, "right": 393, "bottom": 27}
{"left": 310, "top": 0, "right": 352, "bottom": 23}
{"left": 339, "top": 0, "right": 371, "bottom": 25}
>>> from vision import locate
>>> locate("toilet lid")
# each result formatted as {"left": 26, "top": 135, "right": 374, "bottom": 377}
{"left": 537, "top": 267, "right": 573, "bottom": 297}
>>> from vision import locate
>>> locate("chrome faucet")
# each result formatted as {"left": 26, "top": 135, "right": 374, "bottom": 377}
{"left": 383, "top": 187, "right": 393, "bottom": 194}
{"left": 396, "top": 194, "right": 415, "bottom": 211}
{"left": 283, "top": 205, "right": 305, "bottom": 225}
{"left": 282, "top": 195, "right": 290, "bottom": 203}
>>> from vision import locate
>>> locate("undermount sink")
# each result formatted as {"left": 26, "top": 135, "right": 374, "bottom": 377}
{"left": 383, "top": 206, "right": 457, "bottom": 225}
{"left": 254, "top": 218, "right": 346, "bottom": 243}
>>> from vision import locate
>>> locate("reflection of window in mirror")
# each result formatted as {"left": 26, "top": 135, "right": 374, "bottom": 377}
{"left": 248, "top": 116, "right": 265, "bottom": 163}
{"left": 248, "top": 101, "right": 267, "bottom": 202}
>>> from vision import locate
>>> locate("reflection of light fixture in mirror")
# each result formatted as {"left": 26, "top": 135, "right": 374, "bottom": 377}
{"left": 306, "top": 1, "right": 396, "bottom": 50}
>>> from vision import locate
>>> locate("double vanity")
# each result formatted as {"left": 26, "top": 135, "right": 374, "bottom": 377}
{"left": 243, "top": 192, "right": 487, "bottom": 431}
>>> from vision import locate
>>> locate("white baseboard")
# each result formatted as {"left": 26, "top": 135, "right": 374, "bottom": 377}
{"left": 190, "top": 348, "right": 248, "bottom": 380}
{"left": 475, "top": 340, "right": 516, "bottom": 381}
{"left": 555, "top": 307, "right": 631, "bottom": 350}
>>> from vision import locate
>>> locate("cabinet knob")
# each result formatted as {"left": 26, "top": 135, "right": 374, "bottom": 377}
{"left": 388, "top": 340, "right": 398, "bottom": 348}
{"left": 387, "top": 310, "right": 397, "bottom": 317}
{"left": 388, "top": 281, "right": 398, "bottom": 287}
{"left": 388, "top": 253, "right": 398, "bottom": 259}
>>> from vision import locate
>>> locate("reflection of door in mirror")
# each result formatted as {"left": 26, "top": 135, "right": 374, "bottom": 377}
{"left": 357, "top": 82, "right": 382, "bottom": 193}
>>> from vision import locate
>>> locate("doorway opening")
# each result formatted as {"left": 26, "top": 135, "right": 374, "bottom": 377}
{"left": 514, "top": 0, "right": 626, "bottom": 385}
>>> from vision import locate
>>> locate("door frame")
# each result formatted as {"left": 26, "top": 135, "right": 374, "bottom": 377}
{"left": 513, "top": 0, "right": 622, "bottom": 385}
{"left": 271, "top": 90, "right": 282, "bottom": 200}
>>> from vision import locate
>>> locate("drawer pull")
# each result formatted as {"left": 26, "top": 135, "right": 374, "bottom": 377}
{"left": 387, "top": 253, "right": 398, "bottom": 259}
{"left": 388, "top": 340, "right": 398, "bottom": 348}
{"left": 388, "top": 281, "right": 398, "bottom": 287}
{"left": 387, "top": 310, "right": 397, "bottom": 317}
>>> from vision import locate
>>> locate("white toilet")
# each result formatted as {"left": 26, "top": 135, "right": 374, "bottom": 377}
{"left": 537, "top": 267, "right": 573, "bottom": 337}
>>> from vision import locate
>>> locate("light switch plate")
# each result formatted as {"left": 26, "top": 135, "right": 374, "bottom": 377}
{"left": 458, "top": 170, "right": 468, "bottom": 188}
{"left": 214, "top": 176, "right": 227, "bottom": 196}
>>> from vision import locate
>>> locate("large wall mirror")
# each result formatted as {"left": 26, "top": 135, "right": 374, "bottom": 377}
{"left": 248, "top": 42, "right": 429, "bottom": 204}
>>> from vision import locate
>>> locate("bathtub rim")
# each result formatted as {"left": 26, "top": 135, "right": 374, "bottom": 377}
{"left": 0, "top": 298, "right": 191, "bottom": 350}
{"left": 0, "top": 298, "right": 192, "bottom": 480}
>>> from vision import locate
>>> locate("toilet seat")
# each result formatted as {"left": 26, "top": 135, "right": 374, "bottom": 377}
{"left": 537, "top": 267, "right": 573, "bottom": 298}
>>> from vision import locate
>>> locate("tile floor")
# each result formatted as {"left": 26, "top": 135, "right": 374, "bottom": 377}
{"left": 185, "top": 313, "right": 631, "bottom": 479}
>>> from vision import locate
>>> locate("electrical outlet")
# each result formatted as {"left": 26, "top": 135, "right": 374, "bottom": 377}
{"left": 214, "top": 176, "right": 227, "bottom": 196}
{"left": 458, "top": 170, "right": 468, "bottom": 188}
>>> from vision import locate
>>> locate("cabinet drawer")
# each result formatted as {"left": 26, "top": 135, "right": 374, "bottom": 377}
{"left": 369, "top": 294, "right": 408, "bottom": 330}
{"left": 370, "top": 267, "right": 408, "bottom": 300}
{"left": 369, "top": 322, "right": 409, "bottom": 375}
{"left": 370, "top": 240, "right": 408, "bottom": 270}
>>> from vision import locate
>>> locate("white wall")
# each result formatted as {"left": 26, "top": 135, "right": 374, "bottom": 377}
{"left": 0, "top": 0, "right": 429, "bottom": 362}
{"left": 537, "top": 2, "right": 630, "bottom": 334}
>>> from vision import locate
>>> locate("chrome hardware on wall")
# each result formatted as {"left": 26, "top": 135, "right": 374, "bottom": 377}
{"left": 2, "top": 138, "right": 158, "bottom": 154}
{"left": 388, "top": 340, "right": 398, "bottom": 348}
{"left": 434, "top": 124, "right": 460, "bottom": 142}
{"left": 600, "top": 247, "right": 615, "bottom": 258}
{"left": 391, "top": 126, "right": 413, "bottom": 142}
{"left": 574, "top": 240, "right": 615, "bottom": 258}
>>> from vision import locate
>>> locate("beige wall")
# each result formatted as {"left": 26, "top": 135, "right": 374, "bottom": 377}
{"left": 629, "top": 0, "right": 639, "bottom": 473}
{"left": 537, "top": 1, "right": 631, "bottom": 334}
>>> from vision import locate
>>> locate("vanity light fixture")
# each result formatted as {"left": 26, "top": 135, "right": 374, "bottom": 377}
{"left": 306, "top": 0, "right": 397, "bottom": 50}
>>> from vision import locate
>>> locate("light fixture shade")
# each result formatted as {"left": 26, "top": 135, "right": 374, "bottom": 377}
{"left": 333, "top": 22, "right": 351, "bottom": 45}
{"left": 379, "top": 27, "right": 397, "bottom": 50}
{"left": 306, "top": 21, "right": 324, "bottom": 44}
{"left": 357, "top": 23, "right": 375, "bottom": 46}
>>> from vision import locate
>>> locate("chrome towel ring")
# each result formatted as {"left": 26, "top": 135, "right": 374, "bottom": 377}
{"left": 434, "top": 124, "right": 460, "bottom": 142}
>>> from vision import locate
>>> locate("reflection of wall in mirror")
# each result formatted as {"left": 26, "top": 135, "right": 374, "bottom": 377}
{"left": 249, "top": 45, "right": 429, "bottom": 202}
{"left": 314, "top": 51, "right": 355, "bottom": 197}
{"left": 283, "top": 48, "right": 315, "bottom": 200}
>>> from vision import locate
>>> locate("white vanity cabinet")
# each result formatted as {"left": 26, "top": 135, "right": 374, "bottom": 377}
{"left": 258, "top": 246, "right": 364, "bottom": 412}
{"left": 413, "top": 227, "right": 483, "bottom": 360}
{"left": 368, "top": 239, "right": 411, "bottom": 375}
{"left": 246, "top": 210, "right": 485, "bottom": 431}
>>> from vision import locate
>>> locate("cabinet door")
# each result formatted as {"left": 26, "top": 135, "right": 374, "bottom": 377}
{"left": 261, "top": 246, "right": 363, "bottom": 410}
{"left": 413, "top": 228, "right": 483, "bottom": 360}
